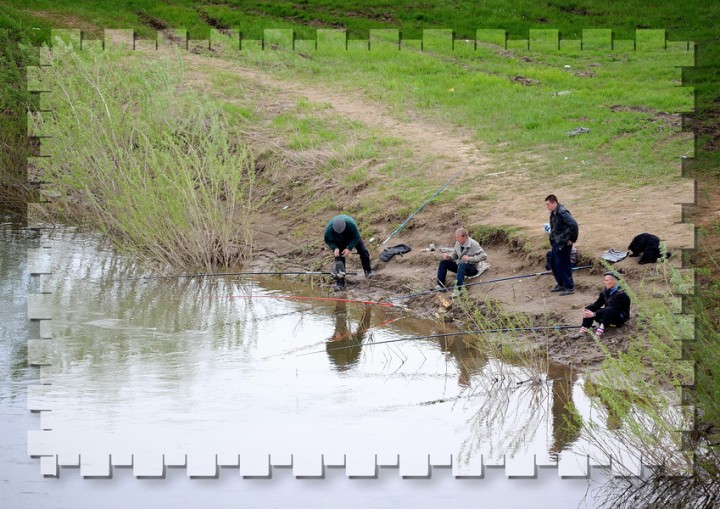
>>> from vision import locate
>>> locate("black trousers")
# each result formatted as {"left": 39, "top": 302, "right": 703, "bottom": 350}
{"left": 550, "top": 242, "right": 574, "bottom": 290}
{"left": 335, "top": 239, "right": 372, "bottom": 273}
{"left": 582, "top": 308, "right": 627, "bottom": 328}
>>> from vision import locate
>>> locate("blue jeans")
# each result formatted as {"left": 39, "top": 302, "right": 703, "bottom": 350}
{"left": 550, "top": 242, "right": 574, "bottom": 289}
{"left": 437, "top": 259, "right": 478, "bottom": 288}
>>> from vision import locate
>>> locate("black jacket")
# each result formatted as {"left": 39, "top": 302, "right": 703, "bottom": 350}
{"left": 586, "top": 287, "right": 631, "bottom": 322}
{"left": 549, "top": 204, "right": 579, "bottom": 247}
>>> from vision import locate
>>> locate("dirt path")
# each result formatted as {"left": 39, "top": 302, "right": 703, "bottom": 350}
{"left": 112, "top": 32, "right": 694, "bottom": 368}
{"left": 172, "top": 42, "right": 693, "bottom": 255}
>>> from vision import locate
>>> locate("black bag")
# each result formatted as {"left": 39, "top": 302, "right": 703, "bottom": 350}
{"left": 379, "top": 244, "right": 412, "bottom": 263}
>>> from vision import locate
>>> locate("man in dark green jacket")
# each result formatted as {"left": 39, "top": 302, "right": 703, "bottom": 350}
{"left": 323, "top": 214, "right": 373, "bottom": 291}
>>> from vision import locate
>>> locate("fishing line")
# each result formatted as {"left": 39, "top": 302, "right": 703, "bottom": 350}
{"left": 381, "top": 160, "right": 503, "bottom": 245}
{"left": 216, "top": 293, "right": 395, "bottom": 307}
{"left": 122, "top": 270, "right": 358, "bottom": 281}
{"left": 391, "top": 265, "right": 593, "bottom": 301}
{"left": 299, "top": 324, "right": 576, "bottom": 356}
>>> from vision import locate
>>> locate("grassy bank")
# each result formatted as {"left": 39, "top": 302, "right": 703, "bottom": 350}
{"left": 0, "top": 30, "right": 37, "bottom": 208}
{"left": 204, "top": 30, "right": 692, "bottom": 187}
{"left": 1, "top": 0, "right": 717, "bottom": 42}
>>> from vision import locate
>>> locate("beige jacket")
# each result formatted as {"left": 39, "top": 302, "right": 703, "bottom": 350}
{"left": 450, "top": 237, "right": 487, "bottom": 267}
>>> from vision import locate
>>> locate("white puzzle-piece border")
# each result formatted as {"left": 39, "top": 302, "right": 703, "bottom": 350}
{"left": 24, "top": 27, "right": 696, "bottom": 494}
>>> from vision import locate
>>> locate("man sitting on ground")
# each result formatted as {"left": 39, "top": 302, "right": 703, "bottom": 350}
{"left": 578, "top": 271, "right": 631, "bottom": 337}
{"left": 435, "top": 227, "right": 488, "bottom": 298}
{"left": 323, "top": 214, "right": 373, "bottom": 291}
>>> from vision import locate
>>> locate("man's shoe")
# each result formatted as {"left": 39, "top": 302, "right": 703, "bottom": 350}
{"left": 560, "top": 288, "right": 575, "bottom": 296}
{"left": 451, "top": 287, "right": 467, "bottom": 298}
{"left": 550, "top": 285, "right": 565, "bottom": 292}
{"left": 434, "top": 284, "right": 447, "bottom": 292}
{"left": 365, "top": 270, "right": 374, "bottom": 279}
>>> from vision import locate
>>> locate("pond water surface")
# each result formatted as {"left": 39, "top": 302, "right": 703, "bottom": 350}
{"left": 0, "top": 209, "right": 648, "bottom": 497}
{"left": 16, "top": 223, "right": 631, "bottom": 476}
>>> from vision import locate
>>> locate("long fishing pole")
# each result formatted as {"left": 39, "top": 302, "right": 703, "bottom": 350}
{"left": 390, "top": 264, "right": 593, "bottom": 301}
{"left": 125, "top": 270, "right": 358, "bottom": 281}
{"left": 302, "top": 324, "right": 576, "bottom": 356}
{"left": 381, "top": 160, "right": 499, "bottom": 245}
{"left": 219, "top": 293, "right": 395, "bottom": 307}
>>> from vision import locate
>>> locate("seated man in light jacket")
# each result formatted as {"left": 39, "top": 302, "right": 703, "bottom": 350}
{"left": 435, "top": 227, "right": 488, "bottom": 297}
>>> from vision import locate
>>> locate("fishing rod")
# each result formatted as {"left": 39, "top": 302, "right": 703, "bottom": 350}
{"left": 124, "top": 270, "right": 358, "bottom": 281}
{"left": 381, "top": 160, "right": 502, "bottom": 245}
{"left": 301, "top": 324, "right": 576, "bottom": 356}
{"left": 219, "top": 293, "right": 395, "bottom": 307}
{"left": 390, "top": 264, "right": 593, "bottom": 301}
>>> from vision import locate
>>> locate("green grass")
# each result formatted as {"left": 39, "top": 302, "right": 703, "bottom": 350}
{"left": 2, "top": 0, "right": 718, "bottom": 42}
{"left": 203, "top": 34, "right": 693, "bottom": 188}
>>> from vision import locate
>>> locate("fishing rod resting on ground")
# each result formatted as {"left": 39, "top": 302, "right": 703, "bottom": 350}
{"left": 389, "top": 264, "right": 593, "bottom": 301}
{"left": 302, "top": 324, "right": 577, "bottom": 356}
{"left": 123, "top": 270, "right": 358, "bottom": 281}
{"left": 381, "top": 160, "right": 505, "bottom": 245}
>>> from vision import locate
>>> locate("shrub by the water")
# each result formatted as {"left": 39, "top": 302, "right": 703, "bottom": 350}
{"left": 31, "top": 39, "right": 257, "bottom": 272}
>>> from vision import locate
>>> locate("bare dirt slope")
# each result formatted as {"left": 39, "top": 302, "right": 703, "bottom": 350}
{"left": 123, "top": 37, "right": 694, "bottom": 368}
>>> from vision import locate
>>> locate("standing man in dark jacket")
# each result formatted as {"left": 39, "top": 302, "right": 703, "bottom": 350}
{"left": 578, "top": 271, "right": 631, "bottom": 337}
{"left": 323, "top": 214, "right": 373, "bottom": 291}
{"left": 545, "top": 194, "right": 579, "bottom": 296}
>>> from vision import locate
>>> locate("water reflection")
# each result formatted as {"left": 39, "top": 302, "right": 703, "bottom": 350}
{"left": 0, "top": 210, "right": 39, "bottom": 393}
{"left": 10, "top": 224, "right": 607, "bottom": 464}
{"left": 325, "top": 300, "right": 372, "bottom": 372}
{"left": 437, "top": 336, "right": 488, "bottom": 388}
{"left": 548, "top": 362, "right": 582, "bottom": 459}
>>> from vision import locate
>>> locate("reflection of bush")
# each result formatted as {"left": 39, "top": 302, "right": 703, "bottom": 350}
{"left": 453, "top": 295, "right": 584, "bottom": 462}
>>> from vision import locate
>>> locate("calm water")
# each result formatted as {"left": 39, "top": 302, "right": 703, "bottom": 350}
{"left": 0, "top": 211, "right": 626, "bottom": 507}
{"left": 21, "top": 227, "right": 598, "bottom": 465}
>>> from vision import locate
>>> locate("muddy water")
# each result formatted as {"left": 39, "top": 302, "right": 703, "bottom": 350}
{"left": 2, "top": 216, "right": 628, "bottom": 478}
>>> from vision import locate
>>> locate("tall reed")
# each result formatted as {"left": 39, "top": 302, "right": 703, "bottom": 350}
{"left": 32, "top": 40, "right": 257, "bottom": 272}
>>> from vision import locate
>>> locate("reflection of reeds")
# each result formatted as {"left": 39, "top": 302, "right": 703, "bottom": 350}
{"left": 455, "top": 294, "right": 552, "bottom": 392}
{"left": 32, "top": 42, "right": 256, "bottom": 273}
{"left": 457, "top": 365, "right": 552, "bottom": 464}
{"left": 451, "top": 294, "right": 585, "bottom": 464}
